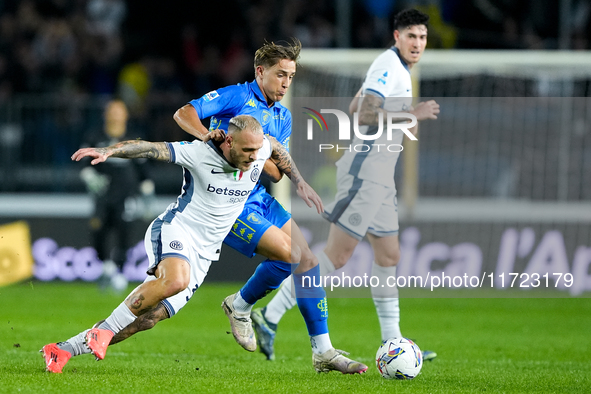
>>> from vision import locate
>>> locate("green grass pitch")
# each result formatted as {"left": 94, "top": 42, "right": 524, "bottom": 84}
{"left": 1, "top": 281, "right": 590, "bottom": 393}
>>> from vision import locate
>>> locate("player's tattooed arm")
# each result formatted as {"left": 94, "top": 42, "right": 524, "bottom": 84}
{"left": 262, "top": 159, "right": 283, "bottom": 183}
{"left": 268, "top": 136, "right": 324, "bottom": 214}
{"left": 357, "top": 94, "right": 387, "bottom": 126}
{"left": 71, "top": 140, "right": 171, "bottom": 165}
{"left": 268, "top": 136, "right": 302, "bottom": 186}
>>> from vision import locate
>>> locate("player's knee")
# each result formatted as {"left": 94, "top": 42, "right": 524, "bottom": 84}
{"left": 325, "top": 246, "right": 354, "bottom": 269}
{"left": 380, "top": 248, "right": 401, "bottom": 266}
{"left": 160, "top": 277, "right": 189, "bottom": 298}
{"left": 331, "top": 252, "right": 351, "bottom": 269}
{"left": 297, "top": 248, "right": 316, "bottom": 271}
{"left": 272, "top": 239, "right": 300, "bottom": 264}
{"left": 290, "top": 243, "right": 302, "bottom": 265}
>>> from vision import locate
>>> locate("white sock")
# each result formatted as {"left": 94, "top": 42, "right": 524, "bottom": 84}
{"left": 101, "top": 302, "right": 137, "bottom": 335}
{"left": 310, "top": 333, "right": 333, "bottom": 355}
{"left": 58, "top": 329, "right": 91, "bottom": 356}
{"left": 233, "top": 291, "right": 253, "bottom": 314}
{"left": 264, "top": 251, "right": 337, "bottom": 324}
{"left": 317, "top": 251, "right": 336, "bottom": 276}
{"left": 371, "top": 262, "right": 402, "bottom": 340}
{"left": 264, "top": 277, "right": 296, "bottom": 324}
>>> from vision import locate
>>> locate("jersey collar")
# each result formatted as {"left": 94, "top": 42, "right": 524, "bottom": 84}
{"left": 391, "top": 47, "right": 410, "bottom": 73}
{"left": 207, "top": 139, "right": 237, "bottom": 168}
{"left": 249, "top": 80, "right": 277, "bottom": 109}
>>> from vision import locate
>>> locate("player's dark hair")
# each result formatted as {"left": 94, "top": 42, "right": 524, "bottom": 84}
{"left": 393, "top": 8, "right": 429, "bottom": 31}
{"left": 254, "top": 37, "right": 301, "bottom": 76}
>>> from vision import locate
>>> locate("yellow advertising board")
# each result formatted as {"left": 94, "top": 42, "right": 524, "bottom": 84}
{"left": 0, "top": 221, "right": 34, "bottom": 286}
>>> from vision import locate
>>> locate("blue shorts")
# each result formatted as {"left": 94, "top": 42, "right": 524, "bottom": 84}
{"left": 223, "top": 193, "right": 291, "bottom": 258}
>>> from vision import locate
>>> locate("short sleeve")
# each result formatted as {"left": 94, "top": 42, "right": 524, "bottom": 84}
{"left": 189, "top": 85, "right": 246, "bottom": 120}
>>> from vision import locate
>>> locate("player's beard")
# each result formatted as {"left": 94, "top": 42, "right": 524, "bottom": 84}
{"left": 229, "top": 147, "right": 252, "bottom": 172}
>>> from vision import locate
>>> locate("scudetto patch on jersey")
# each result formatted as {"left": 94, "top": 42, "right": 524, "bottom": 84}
{"left": 170, "top": 240, "right": 183, "bottom": 250}
{"left": 203, "top": 90, "right": 220, "bottom": 102}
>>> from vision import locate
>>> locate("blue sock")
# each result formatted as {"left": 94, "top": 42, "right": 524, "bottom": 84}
{"left": 240, "top": 260, "right": 291, "bottom": 304}
{"left": 293, "top": 265, "right": 329, "bottom": 336}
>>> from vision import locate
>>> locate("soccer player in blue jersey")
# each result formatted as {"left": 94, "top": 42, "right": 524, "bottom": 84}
{"left": 104, "top": 40, "right": 367, "bottom": 374}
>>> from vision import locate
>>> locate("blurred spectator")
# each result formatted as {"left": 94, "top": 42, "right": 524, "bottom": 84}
{"left": 0, "top": 55, "right": 12, "bottom": 104}
{"left": 218, "top": 32, "right": 252, "bottom": 85}
{"left": 117, "top": 56, "right": 152, "bottom": 115}
{"left": 180, "top": 25, "right": 222, "bottom": 95}
{"left": 572, "top": 0, "right": 591, "bottom": 49}
{"left": 80, "top": 99, "right": 154, "bottom": 293}
{"left": 2, "top": 0, "right": 588, "bottom": 102}
{"left": 283, "top": 0, "right": 336, "bottom": 48}
{"left": 86, "top": 0, "right": 126, "bottom": 38}
{"left": 31, "top": 17, "right": 78, "bottom": 92}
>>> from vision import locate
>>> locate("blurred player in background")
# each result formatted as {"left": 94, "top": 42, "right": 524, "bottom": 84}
{"left": 79, "top": 99, "right": 155, "bottom": 292}
{"left": 253, "top": 8, "right": 440, "bottom": 361}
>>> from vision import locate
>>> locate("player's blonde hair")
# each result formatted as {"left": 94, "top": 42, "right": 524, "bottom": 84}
{"left": 253, "top": 38, "right": 301, "bottom": 76}
{"left": 228, "top": 115, "right": 263, "bottom": 136}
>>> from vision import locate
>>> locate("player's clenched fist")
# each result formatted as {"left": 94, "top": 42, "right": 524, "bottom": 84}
{"left": 411, "top": 100, "right": 440, "bottom": 120}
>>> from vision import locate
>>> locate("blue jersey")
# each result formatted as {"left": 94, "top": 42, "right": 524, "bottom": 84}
{"left": 189, "top": 80, "right": 291, "bottom": 208}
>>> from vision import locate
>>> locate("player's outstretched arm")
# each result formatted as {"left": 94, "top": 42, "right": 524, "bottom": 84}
{"left": 268, "top": 136, "right": 324, "bottom": 214}
{"left": 71, "top": 141, "right": 170, "bottom": 165}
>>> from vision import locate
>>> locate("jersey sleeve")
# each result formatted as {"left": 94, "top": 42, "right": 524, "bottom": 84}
{"left": 277, "top": 110, "right": 292, "bottom": 152}
{"left": 188, "top": 84, "right": 246, "bottom": 120}
{"left": 166, "top": 141, "right": 203, "bottom": 169}
{"left": 260, "top": 136, "right": 272, "bottom": 162}
{"left": 362, "top": 53, "right": 395, "bottom": 100}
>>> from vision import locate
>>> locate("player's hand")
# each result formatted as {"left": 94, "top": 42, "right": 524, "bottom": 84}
{"left": 296, "top": 181, "right": 324, "bottom": 214}
{"left": 411, "top": 100, "right": 440, "bottom": 121}
{"left": 202, "top": 129, "right": 226, "bottom": 143}
{"left": 71, "top": 147, "right": 110, "bottom": 165}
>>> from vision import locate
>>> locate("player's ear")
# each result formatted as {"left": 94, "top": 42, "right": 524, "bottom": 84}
{"left": 226, "top": 135, "right": 234, "bottom": 148}
{"left": 255, "top": 65, "right": 265, "bottom": 79}
{"left": 393, "top": 30, "right": 399, "bottom": 42}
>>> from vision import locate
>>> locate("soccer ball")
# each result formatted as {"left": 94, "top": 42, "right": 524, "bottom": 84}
{"left": 375, "top": 337, "right": 423, "bottom": 380}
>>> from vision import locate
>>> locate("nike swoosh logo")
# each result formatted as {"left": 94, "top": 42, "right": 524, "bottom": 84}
{"left": 211, "top": 169, "right": 233, "bottom": 174}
